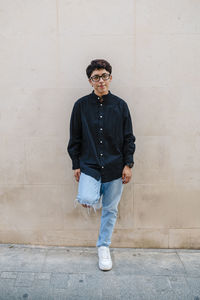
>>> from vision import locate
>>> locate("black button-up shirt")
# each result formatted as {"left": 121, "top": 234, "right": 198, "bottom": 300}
{"left": 67, "top": 90, "right": 136, "bottom": 183}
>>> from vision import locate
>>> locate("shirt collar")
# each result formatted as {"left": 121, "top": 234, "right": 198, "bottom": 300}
{"left": 90, "top": 90, "right": 111, "bottom": 103}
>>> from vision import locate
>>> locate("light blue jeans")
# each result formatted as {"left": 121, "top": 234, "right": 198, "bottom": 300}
{"left": 74, "top": 172, "right": 124, "bottom": 248}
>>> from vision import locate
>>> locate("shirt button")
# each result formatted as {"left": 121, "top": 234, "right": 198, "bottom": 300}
{"left": 100, "top": 115, "right": 102, "bottom": 118}
{"left": 100, "top": 140, "right": 102, "bottom": 143}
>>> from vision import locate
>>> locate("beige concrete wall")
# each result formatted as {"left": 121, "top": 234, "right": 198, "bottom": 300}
{"left": 0, "top": 0, "right": 200, "bottom": 248}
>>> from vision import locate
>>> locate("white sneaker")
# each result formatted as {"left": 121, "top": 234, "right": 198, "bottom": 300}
{"left": 98, "top": 246, "right": 112, "bottom": 271}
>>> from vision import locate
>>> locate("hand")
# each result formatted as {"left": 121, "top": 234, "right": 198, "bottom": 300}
{"left": 122, "top": 165, "right": 132, "bottom": 184}
{"left": 74, "top": 168, "right": 81, "bottom": 182}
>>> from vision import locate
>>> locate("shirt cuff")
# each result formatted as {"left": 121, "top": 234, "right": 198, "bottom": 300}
{"left": 72, "top": 158, "right": 80, "bottom": 170}
{"left": 124, "top": 156, "right": 134, "bottom": 166}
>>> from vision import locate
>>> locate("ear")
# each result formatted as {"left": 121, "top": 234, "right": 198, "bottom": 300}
{"left": 89, "top": 79, "right": 93, "bottom": 86}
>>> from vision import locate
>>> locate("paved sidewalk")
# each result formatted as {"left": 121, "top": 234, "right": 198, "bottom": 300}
{"left": 0, "top": 244, "right": 200, "bottom": 299}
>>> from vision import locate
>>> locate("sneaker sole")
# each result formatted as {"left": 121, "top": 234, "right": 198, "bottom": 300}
{"left": 98, "top": 264, "right": 112, "bottom": 271}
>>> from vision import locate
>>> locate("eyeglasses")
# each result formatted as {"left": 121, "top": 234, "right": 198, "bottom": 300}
{"left": 90, "top": 73, "right": 111, "bottom": 82}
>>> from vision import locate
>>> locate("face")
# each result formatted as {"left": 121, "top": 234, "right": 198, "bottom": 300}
{"left": 89, "top": 68, "right": 112, "bottom": 96}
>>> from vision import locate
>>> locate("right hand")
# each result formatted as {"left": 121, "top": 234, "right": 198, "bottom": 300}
{"left": 74, "top": 168, "right": 81, "bottom": 182}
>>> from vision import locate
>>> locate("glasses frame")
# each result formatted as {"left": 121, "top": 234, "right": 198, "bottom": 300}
{"left": 90, "top": 73, "right": 111, "bottom": 82}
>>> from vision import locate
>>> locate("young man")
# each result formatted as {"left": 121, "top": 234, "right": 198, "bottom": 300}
{"left": 67, "top": 59, "right": 136, "bottom": 271}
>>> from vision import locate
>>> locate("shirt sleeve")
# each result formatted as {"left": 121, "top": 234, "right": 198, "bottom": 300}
{"left": 67, "top": 101, "right": 82, "bottom": 170}
{"left": 123, "top": 102, "right": 136, "bottom": 166}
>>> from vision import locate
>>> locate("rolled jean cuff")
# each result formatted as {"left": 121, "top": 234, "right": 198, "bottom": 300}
{"left": 74, "top": 195, "right": 103, "bottom": 215}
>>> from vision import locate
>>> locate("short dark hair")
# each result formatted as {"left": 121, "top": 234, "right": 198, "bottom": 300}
{"left": 86, "top": 59, "right": 112, "bottom": 79}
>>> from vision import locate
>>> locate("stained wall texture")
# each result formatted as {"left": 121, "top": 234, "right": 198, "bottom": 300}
{"left": 0, "top": 0, "right": 200, "bottom": 248}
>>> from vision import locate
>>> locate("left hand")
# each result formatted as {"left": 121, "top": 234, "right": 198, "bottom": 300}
{"left": 122, "top": 165, "right": 132, "bottom": 184}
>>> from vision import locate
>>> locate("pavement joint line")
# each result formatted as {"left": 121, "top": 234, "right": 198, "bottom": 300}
{"left": 40, "top": 247, "right": 48, "bottom": 273}
{"left": 175, "top": 249, "right": 190, "bottom": 276}
{"left": 1, "top": 271, "right": 199, "bottom": 278}
{"left": 1, "top": 244, "right": 200, "bottom": 252}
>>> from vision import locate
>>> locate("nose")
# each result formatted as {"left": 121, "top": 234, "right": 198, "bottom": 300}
{"left": 99, "top": 77, "right": 104, "bottom": 82}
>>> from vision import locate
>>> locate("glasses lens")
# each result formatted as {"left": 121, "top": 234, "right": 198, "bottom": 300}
{"left": 102, "top": 73, "right": 110, "bottom": 80}
{"left": 91, "top": 75, "right": 100, "bottom": 82}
